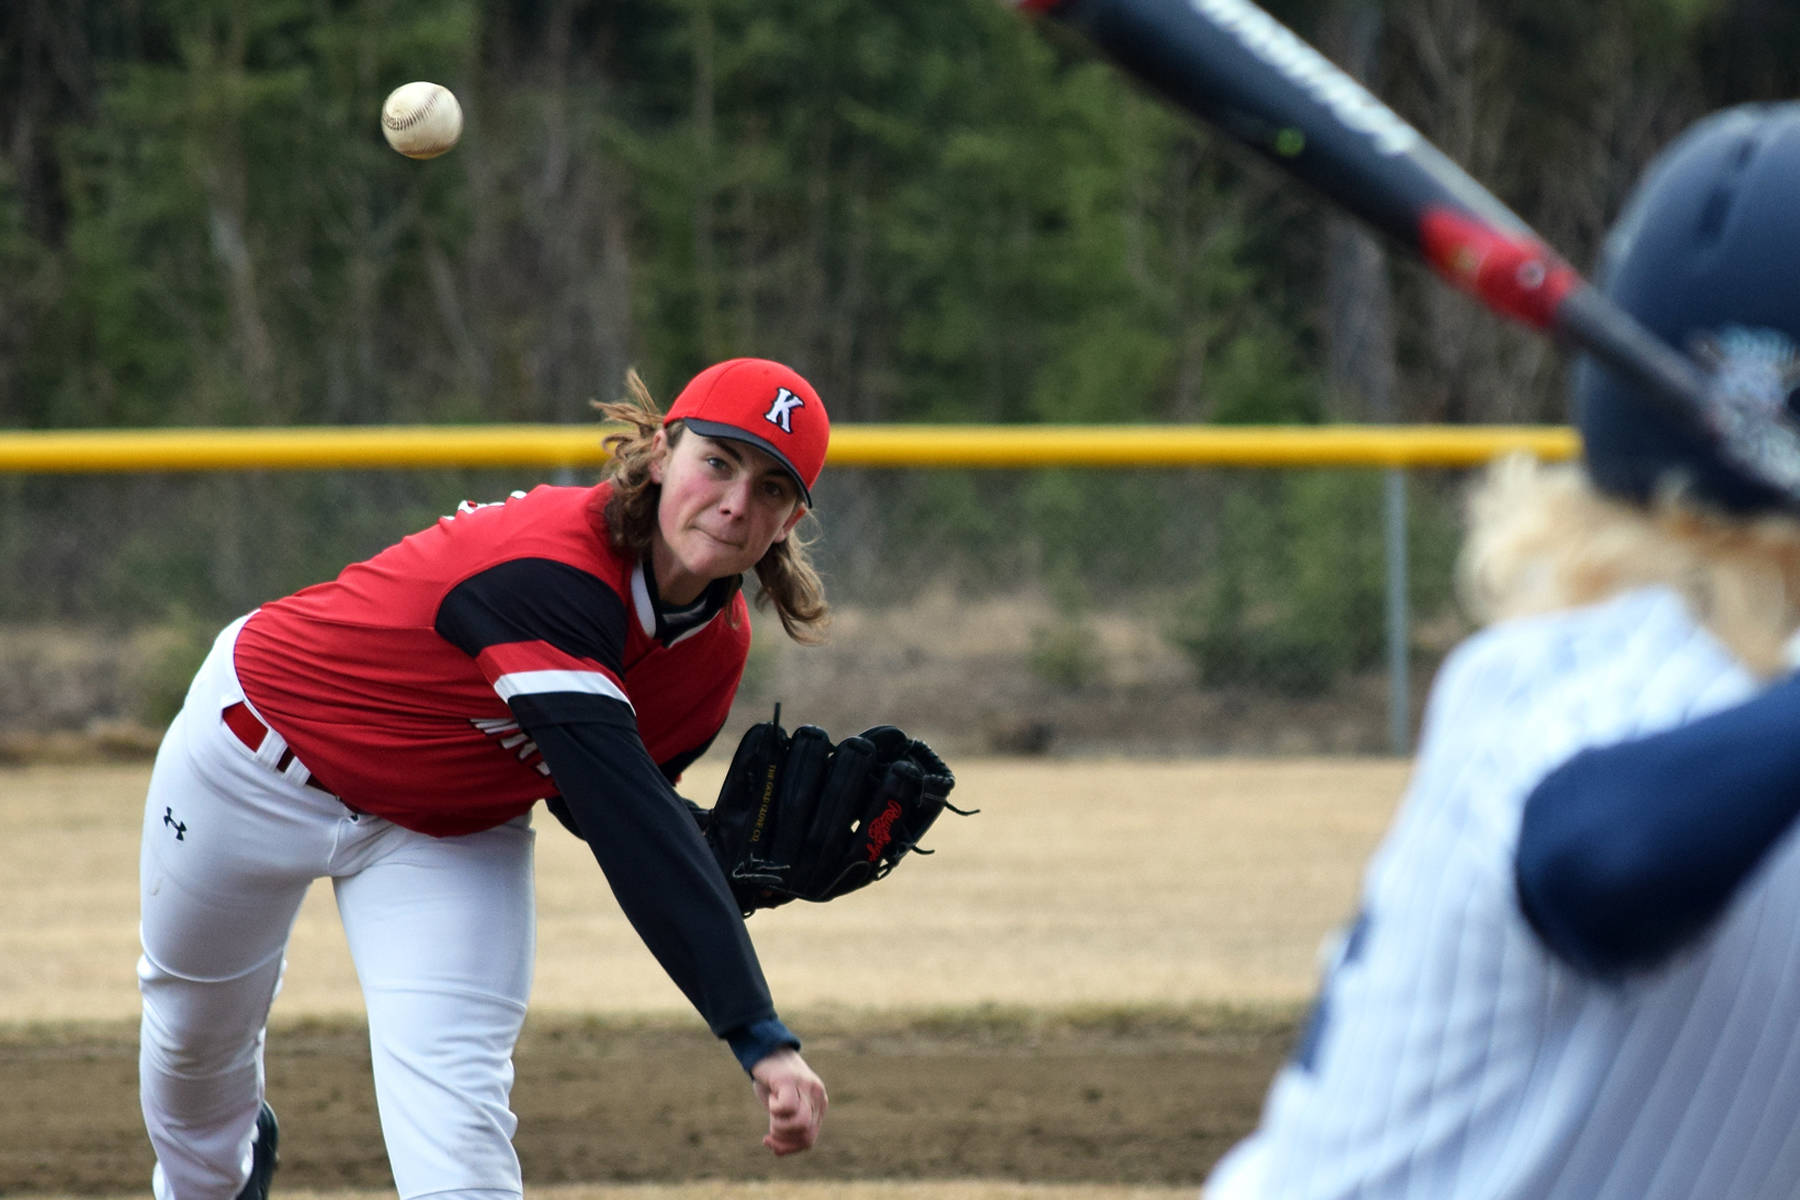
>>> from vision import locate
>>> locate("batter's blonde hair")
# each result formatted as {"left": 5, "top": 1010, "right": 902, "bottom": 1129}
{"left": 591, "top": 369, "right": 830, "bottom": 645}
{"left": 1459, "top": 454, "right": 1800, "bottom": 677}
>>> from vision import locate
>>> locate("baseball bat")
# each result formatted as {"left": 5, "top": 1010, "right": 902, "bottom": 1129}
{"left": 1010, "top": 0, "right": 1714, "bottom": 434}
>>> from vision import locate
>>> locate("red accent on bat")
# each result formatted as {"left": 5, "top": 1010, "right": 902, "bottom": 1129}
{"left": 1012, "top": 0, "right": 1067, "bottom": 11}
{"left": 1419, "top": 209, "right": 1581, "bottom": 332}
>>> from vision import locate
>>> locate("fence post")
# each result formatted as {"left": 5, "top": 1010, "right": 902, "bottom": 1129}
{"left": 1384, "top": 467, "right": 1410, "bottom": 754}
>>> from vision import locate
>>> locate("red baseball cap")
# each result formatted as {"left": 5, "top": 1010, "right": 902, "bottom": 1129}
{"left": 664, "top": 357, "right": 829, "bottom": 506}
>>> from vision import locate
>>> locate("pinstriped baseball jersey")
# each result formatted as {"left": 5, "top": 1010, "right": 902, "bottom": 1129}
{"left": 233, "top": 482, "right": 749, "bottom": 836}
{"left": 1206, "top": 586, "right": 1800, "bottom": 1200}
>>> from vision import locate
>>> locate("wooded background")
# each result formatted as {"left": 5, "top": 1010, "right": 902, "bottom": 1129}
{"left": 1, "top": 0, "right": 1796, "bottom": 664}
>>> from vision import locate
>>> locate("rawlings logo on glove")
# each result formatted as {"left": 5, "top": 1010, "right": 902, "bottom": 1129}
{"left": 704, "top": 705, "right": 971, "bottom": 914}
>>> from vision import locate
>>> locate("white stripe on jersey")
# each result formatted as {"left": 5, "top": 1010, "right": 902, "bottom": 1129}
{"left": 1206, "top": 585, "right": 1800, "bottom": 1200}
{"left": 492, "top": 668, "right": 632, "bottom": 708}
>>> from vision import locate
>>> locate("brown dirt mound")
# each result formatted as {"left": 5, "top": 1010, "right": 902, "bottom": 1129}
{"left": 1, "top": 1012, "right": 1295, "bottom": 1195}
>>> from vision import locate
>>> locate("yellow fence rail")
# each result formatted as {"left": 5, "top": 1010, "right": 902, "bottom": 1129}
{"left": 0, "top": 424, "right": 1580, "bottom": 473}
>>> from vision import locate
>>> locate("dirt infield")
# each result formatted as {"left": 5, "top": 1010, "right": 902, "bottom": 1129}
{"left": 2, "top": 757, "right": 1410, "bottom": 1196}
{"left": 2, "top": 1010, "right": 1297, "bottom": 1195}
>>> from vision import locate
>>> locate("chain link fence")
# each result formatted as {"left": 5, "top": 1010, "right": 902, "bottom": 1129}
{"left": 0, "top": 428, "right": 1572, "bottom": 760}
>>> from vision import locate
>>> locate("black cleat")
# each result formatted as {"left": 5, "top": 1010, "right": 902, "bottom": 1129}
{"left": 234, "top": 1102, "right": 279, "bottom": 1200}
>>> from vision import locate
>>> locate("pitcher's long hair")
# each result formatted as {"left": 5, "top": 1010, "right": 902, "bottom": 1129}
{"left": 1459, "top": 454, "right": 1800, "bottom": 677}
{"left": 589, "top": 369, "right": 829, "bottom": 644}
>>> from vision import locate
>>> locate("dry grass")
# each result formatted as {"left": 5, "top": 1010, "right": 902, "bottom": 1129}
{"left": 0, "top": 757, "right": 1408, "bottom": 1027}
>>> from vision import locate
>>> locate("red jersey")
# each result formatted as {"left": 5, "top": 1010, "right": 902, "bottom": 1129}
{"left": 234, "top": 483, "right": 749, "bottom": 836}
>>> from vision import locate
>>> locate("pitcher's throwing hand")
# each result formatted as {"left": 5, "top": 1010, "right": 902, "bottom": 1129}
{"left": 752, "top": 1048, "right": 828, "bottom": 1155}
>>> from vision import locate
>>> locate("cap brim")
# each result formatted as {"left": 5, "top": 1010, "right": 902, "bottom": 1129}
{"left": 681, "top": 419, "right": 814, "bottom": 507}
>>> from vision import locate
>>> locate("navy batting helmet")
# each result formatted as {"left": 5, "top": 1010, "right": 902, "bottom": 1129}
{"left": 1575, "top": 102, "right": 1800, "bottom": 514}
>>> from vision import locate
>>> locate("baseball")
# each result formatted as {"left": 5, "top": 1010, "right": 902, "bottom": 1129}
{"left": 381, "top": 81, "right": 463, "bottom": 160}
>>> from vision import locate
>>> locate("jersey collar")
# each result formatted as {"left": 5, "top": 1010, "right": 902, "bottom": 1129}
{"left": 631, "top": 560, "right": 737, "bottom": 647}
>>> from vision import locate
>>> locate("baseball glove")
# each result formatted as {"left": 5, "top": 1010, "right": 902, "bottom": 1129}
{"left": 704, "top": 705, "right": 969, "bottom": 914}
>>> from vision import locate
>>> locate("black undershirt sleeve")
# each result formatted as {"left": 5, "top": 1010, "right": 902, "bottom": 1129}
{"left": 510, "top": 693, "right": 784, "bottom": 1041}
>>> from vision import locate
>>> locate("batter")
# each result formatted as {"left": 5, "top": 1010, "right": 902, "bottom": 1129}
{"left": 1208, "top": 103, "right": 1800, "bottom": 1199}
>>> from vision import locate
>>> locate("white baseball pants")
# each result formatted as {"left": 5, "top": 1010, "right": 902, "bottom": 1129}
{"left": 138, "top": 617, "right": 537, "bottom": 1199}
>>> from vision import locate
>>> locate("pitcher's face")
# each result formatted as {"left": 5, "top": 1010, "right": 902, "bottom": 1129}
{"left": 649, "top": 429, "right": 806, "bottom": 604}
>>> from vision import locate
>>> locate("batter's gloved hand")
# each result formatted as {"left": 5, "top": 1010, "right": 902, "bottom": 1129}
{"left": 703, "top": 704, "right": 972, "bottom": 915}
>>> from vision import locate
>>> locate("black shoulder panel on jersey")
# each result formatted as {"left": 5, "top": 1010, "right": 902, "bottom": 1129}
{"left": 436, "top": 557, "right": 630, "bottom": 669}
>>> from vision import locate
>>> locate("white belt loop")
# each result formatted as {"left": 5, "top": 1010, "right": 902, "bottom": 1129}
{"left": 222, "top": 699, "right": 326, "bottom": 794}
{"left": 250, "top": 715, "right": 289, "bottom": 770}
{"left": 279, "top": 754, "right": 315, "bottom": 789}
